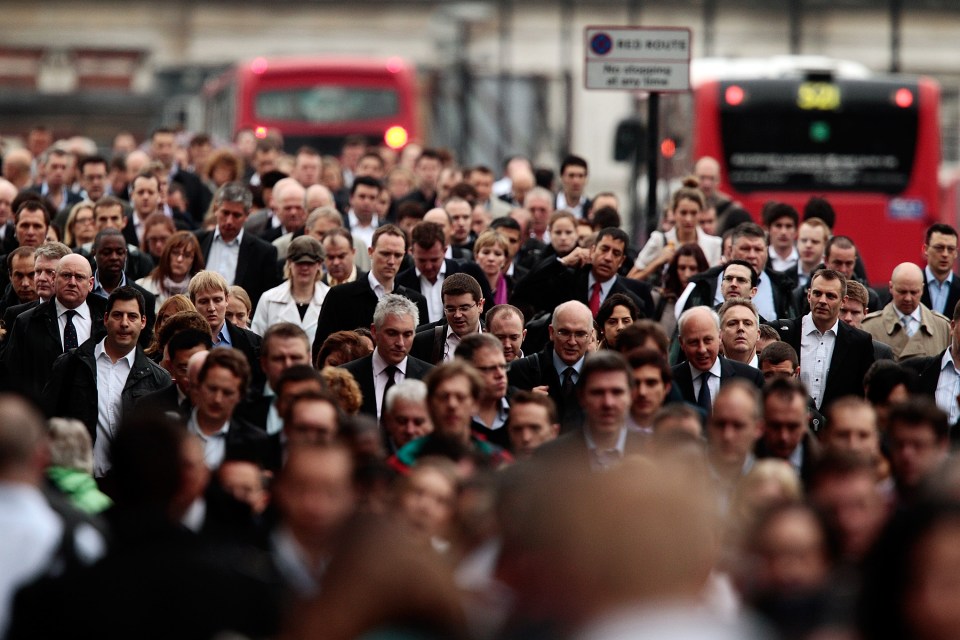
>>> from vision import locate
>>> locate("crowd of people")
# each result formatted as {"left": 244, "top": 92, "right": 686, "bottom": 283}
{"left": 2, "top": 124, "right": 960, "bottom": 639}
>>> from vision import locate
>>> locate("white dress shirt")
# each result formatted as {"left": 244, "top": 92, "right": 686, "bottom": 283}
{"left": 799, "top": 313, "right": 838, "bottom": 409}
{"left": 936, "top": 349, "right": 960, "bottom": 425}
{"left": 713, "top": 271, "right": 776, "bottom": 322}
{"left": 897, "top": 307, "right": 922, "bottom": 338}
{"left": 373, "top": 348, "right": 407, "bottom": 419}
{"left": 56, "top": 299, "right": 92, "bottom": 350}
{"left": 443, "top": 321, "right": 481, "bottom": 362}
{"left": 348, "top": 210, "right": 379, "bottom": 249}
{"left": 925, "top": 265, "right": 954, "bottom": 315}
{"left": 584, "top": 425, "right": 628, "bottom": 472}
{"left": 690, "top": 357, "right": 722, "bottom": 407}
{"left": 93, "top": 340, "right": 136, "bottom": 477}
{"left": 768, "top": 245, "right": 799, "bottom": 273}
{"left": 206, "top": 227, "right": 243, "bottom": 285}
{"left": 368, "top": 270, "right": 389, "bottom": 299}
{"left": 187, "top": 408, "right": 230, "bottom": 469}
{"left": 418, "top": 262, "right": 448, "bottom": 323}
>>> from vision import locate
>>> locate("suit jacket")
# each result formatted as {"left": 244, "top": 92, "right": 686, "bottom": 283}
{"left": 409, "top": 319, "right": 486, "bottom": 365}
{"left": 755, "top": 430, "right": 822, "bottom": 488}
{"left": 670, "top": 356, "right": 766, "bottom": 408}
{"left": 171, "top": 167, "right": 213, "bottom": 224}
{"left": 311, "top": 277, "right": 430, "bottom": 363}
{"left": 507, "top": 345, "right": 586, "bottom": 432}
{"left": 1, "top": 296, "right": 107, "bottom": 402}
{"left": 683, "top": 264, "right": 798, "bottom": 319}
{"left": 902, "top": 349, "right": 947, "bottom": 398}
{"left": 535, "top": 425, "right": 647, "bottom": 471}
{"left": 0, "top": 298, "right": 40, "bottom": 340}
{"left": 196, "top": 229, "right": 280, "bottom": 311}
{"left": 921, "top": 271, "right": 960, "bottom": 317}
{"left": 773, "top": 316, "right": 876, "bottom": 410}
{"left": 860, "top": 303, "right": 950, "bottom": 362}
{"left": 133, "top": 382, "right": 190, "bottom": 422}
{"left": 341, "top": 352, "right": 434, "bottom": 419}
{"left": 223, "top": 320, "right": 266, "bottom": 396}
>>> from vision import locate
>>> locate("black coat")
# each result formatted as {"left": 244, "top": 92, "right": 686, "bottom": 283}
{"left": 670, "top": 356, "right": 766, "bottom": 407}
{"left": 507, "top": 344, "right": 586, "bottom": 432}
{"left": 133, "top": 382, "right": 189, "bottom": 422}
{"left": 222, "top": 320, "right": 267, "bottom": 396}
{"left": 340, "top": 352, "right": 434, "bottom": 420}
{"left": 683, "top": 264, "right": 798, "bottom": 319}
{"left": 535, "top": 425, "right": 648, "bottom": 471}
{"left": 195, "top": 229, "right": 280, "bottom": 311}
{"left": 902, "top": 349, "right": 947, "bottom": 397}
{"left": 921, "top": 272, "right": 960, "bottom": 318}
{"left": 395, "top": 259, "right": 493, "bottom": 320}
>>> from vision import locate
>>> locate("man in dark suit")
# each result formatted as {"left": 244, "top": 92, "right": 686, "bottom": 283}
{"left": 151, "top": 127, "right": 213, "bottom": 224}
{"left": 0, "top": 246, "right": 39, "bottom": 320}
{"left": 755, "top": 376, "right": 822, "bottom": 487}
{"left": 511, "top": 226, "right": 654, "bottom": 322}
{"left": 0, "top": 241, "right": 71, "bottom": 341}
{"left": 313, "top": 224, "right": 429, "bottom": 363}
{"left": 24, "top": 148, "right": 82, "bottom": 214}
{"left": 536, "top": 350, "right": 645, "bottom": 471}
{"left": 195, "top": 182, "right": 280, "bottom": 311}
{"left": 341, "top": 293, "right": 433, "bottom": 421}
{"left": 2, "top": 253, "right": 107, "bottom": 403}
{"left": 839, "top": 280, "right": 896, "bottom": 361}
{"left": 921, "top": 223, "right": 960, "bottom": 317}
{"left": 671, "top": 306, "right": 765, "bottom": 413}
{"left": 903, "top": 299, "right": 960, "bottom": 425}
{"left": 134, "top": 328, "right": 213, "bottom": 421}
{"left": 90, "top": 229, "right": 157, "bottom": 348}
{"left": 410, "top": 273, "right": 485, "bottom": 365}
{"left": 772, "top": 269, "right": 876, "bottom": 412}
{"left": 508, "top": 300, "right": 595, "bottom": 432}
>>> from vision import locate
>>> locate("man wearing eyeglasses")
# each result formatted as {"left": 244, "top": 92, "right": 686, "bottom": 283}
{"left": 921, "top": 223, "right": 960, "bottom": 317}
{"left": 508, "top": 300, "right": 594, "bottom": 432}
{"left": 455, "top": 332, "right": 512, "bottom": 448}
{"left": 410, "top": 273, "right": 485, "bottom": 365}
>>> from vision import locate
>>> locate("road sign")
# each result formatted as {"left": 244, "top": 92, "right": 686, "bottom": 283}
{"left": 584, "top": 26, "right": 691, "bottom": 92}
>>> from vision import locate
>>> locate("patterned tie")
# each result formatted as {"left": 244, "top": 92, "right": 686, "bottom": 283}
{"left": 380, "top": 365, "right": 399, "bottom": 419}
{"left": 589, "top": 281, "right": 602, "bottom": 317}
{"left": 697, "top": 371, "right": 712, "bottom": 412}
{"left": 63, "top": 309, "right": 79, "bottom": 351}
{"left": 902, "top": 315, "right": 916, "bottom": 337}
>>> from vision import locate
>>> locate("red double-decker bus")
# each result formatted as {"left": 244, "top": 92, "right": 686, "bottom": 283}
{"left": 692, "top": 57, "right": 941, "bottom": 284}
{"left": 204, "top": 55, "right": 420, "bottom": 154}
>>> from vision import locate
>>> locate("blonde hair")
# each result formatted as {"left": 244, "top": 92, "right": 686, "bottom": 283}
{"left": 188, "top": 270, "right": 229, "bottom": 301}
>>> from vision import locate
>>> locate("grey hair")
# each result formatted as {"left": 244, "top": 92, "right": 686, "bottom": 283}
{"left": 306, "top": 206, "right": 343, "bottom": 231}
{"left": 34, "top": 241, "right": 72, "bottom": 262}
{"left": 677, "top": 306, "right": 721, "bottom": 337}
{"left": 384, "top": 379, "right": 428, "bottom": 414}
{"left": 718, "top": 297, "right": 760, "bottom": 326}
{"left": 523, "top": 186, "right": 554, "bottom": 209}
{"left": 373, "top": 293, "right": 420, "bottom": 330}
{"left": 212, "top": 181, "right": 253, "bottom": 212}
{"left": 47, "top": 417, "right": 94, "bottom": 474}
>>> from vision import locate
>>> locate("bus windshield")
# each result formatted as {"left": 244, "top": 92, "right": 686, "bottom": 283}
{"left": 254, "top": 86, "right": 400, "bottom": 124}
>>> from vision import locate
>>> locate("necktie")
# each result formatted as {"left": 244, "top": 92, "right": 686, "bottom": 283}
{"left": 902, "top": 316, "right": 916, "bottom": 337}
{"left": 562, "top": 367, "right": 576, "bottom": 396}
{"left": 589, "top": 281, "right": 602, "bottom": 317}
{"left": 697, "top": 371, "right": 712, "bottom": 412}
{"left": 63, "top": 309, "right": 79, "bottom": 351}
{"left": 380, "top": 365, "right": 399, "bottom": 419}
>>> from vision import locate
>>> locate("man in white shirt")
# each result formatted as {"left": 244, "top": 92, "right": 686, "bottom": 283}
{"left": 763, "top": 202, "right": 800, "bottom": 273}
{"left": 554, "top": 155, "right": 590, "bottom": 218}
{"left": 346, "top": 176, "right": 382, "bottom": 249}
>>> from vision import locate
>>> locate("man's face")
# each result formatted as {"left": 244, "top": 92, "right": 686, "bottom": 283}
{"left": 95, "top": 236, "right": 127, "bottom": 281}
{"left": 561, "top": 164, "right": 587, "bottom": 199}
{"left": 10, "top": 254, "right": 37, "bottom": 303}
{"left": 497, "top": 227, "right": 521, "bottom": 260}
{"left": 840, "top": 298, "right": 866, "bottom": 329}
{"left": 294, "top": 153, "right": 321, "bottom": 187}
{"left": 698, "top": 207, "right": 717, "bottom": 236}
{"left": 508, "top": 402, "right": 558, "bottom": 459}
{"left": 81, "top": 161, "right": 108, "bottom": 201}
{"left": 471, "top": 346, "right": 507, "bottom": 400}
{"left": 55, "top": 256, "right": 92, "bottom": 309}
{"left": 826, "top": 246, "right": 857, "bottom": 279}
{"left": 104, "top": 298, "right": 145, "bottom": 355}
{"left": 384, "top": 398, "right": 433, "bottom": 449}
{"left": 761, "top": 360, "right": 799, "bottom": 381}
{"left": 412, "top": 240, "right": 445, "bottom": 284}
{"left": 708, "top": 387, "right": 762, "bottom": 468}
{"left": 415, "top": 157, "right": 441, "bottom": 191}
{"left": 549, "top": 307, "right": 593, "bottom": 366}
{"left": 732, "top": 235, "right": 768, "bottom": 274}
{"left": 762, "top": 392, "right": 809, "bottom": 459}
{"left": 275, "top": 448, "right": 355, "bottom": 541}
{"left": 580, "top": 370, "right": 632, "bottom": 438}
{"left": 720, "top": 264, "right": 757, "bottom": 301}
{"left": 45, "top": 154, "right": 69, "bottom": 188}
{"left": 428, "top": 374, "right": 477, "bottom": 439}
{"left": 261, "top": 336, "right": 310, "bottom": 389}
{"left": 371, "top": 313, "right": 415, "bottom": 366}
{"left": 810, "top": 471, "right": 886, "bottom": 561}
{"left": 808, "top": 275, "right": 844, "bottom": 327}
{"left": 680, "top": 311, "right": 720, "bottom": 373}
{"left": 34, "top": 256, "right": 57, "bottom": 300}
{"left": 215, "top": 201, "right": 249, "bottom": 243}
{"left": 824, "top": 406, "right": 879, "bottom": 457}
{"left": 286, "top": 399, "right": 339, "bottom": 446}
{"left": 218, "top": 461, "right": 268, "bottom": 515}
{"left": 632, "top": 364, "right": 668, "bottom": 420}
{"left": 721, "top": 304, "right": 759, "bottom": 361}
{"left": 355, "top": 155, "right": 384, "bottom": 179}
{"left": 369, "top": 233, "right": 405, "bottom": 284}
{"left": 591, "top": 236, "right": 626, "bottom": 282}
{"left": 276, "top": 187, "right": 306, "bottom": 231}
{"left": 768, "top": 217, "right": 797, "bottom": 253}
{"left": 0, "top": 184, "right": 15, "bottom": 225}
{"left": 197, "top": 365, "right": 243, "bottom": 424}
{"left": 151, "top": 132, "right": 177, "bottom": 167}
{"left": 350, "top": 185, "right": 379, "bottom": 220}
{"left": 490, "top": 312, "right": 525, "bottom": 362}
{"left": 468, "top": 172, "right": 493, "bottom": 201}
{"left": 890, "top": 422, "right": 948, "bottom": 489}
{"left": 95, "top": 205, "right": 126, "bottom": 232}
{"left": 890, "top": 269, "right": 924, "bottom": 316}
{"left": 131, "top": 176, "right": 161, "bottom": 217}
{"left": 16, "top": 210, "right": 47, "bottom": 248}
{"left": 169, "top": 345, "right": 207, "bottom": 395}
{"left": 322, "top": 236, "right": 354, "bottom": 283}
{"left": 924, "top": 231, "right": 958, "bottom": 279}
{"left": 527, "top": 197, "right": 552, "bottom": 233}
{"left": 443, "top": 292, "right": 482, "bottom": 338}
{"left": 695, "top": 159, "right": 720, "bottom": 198}
{"left": 194, "top": 287, "right": 228, "bottom": 332}
{"left": 447, "top": 201, "right": 472, "bottom": 244}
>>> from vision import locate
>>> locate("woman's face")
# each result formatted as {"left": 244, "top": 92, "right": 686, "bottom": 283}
{"left": 72, "top": 207, "right": 97, "bottom": 244}
{"left": 550, "top": 218, "right": 578, "bottom": 255}
{"left": 168, "top": 244, "right": 195, "bottom": 280}
{"left": 323, "top": 348, "right": 348, "bottom": 369}
{"left": 211, "top": 163, "right": 234, "bottom": 187}
{"left": 674, "top": 198, "right": 701, "bottom": 237}
{"left": 477, "top": 245, "right": 506, "bottom": 278}
{"left": 603, "top": 305, "right": 634, "bottom": 346}
{"left": 290, "top": 260, "right": 321, "bottom": 286}
{"left": 146, "top": 225, "right": 174, "bottom": 261}
{"left": 225, "top": 297, "right": 249, "bottom": 329}
{"left": 676, "top": 255, "right": 700, "bottom": 287}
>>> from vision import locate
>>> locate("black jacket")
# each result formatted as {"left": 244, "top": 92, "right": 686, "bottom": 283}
{"left": 340, "top": 352, "right": 434, "bottom": 419}
{"left": 670, "top": 356, "right": 766, "bottom": 407}
{"left": 507, "top": 344, "right": 585, "bottom": 432}
{"left": 195, "top": 229, "right": 280, "bottom": 311}
{"left": 683, "top": 264, "right": 798, "bottom": 319}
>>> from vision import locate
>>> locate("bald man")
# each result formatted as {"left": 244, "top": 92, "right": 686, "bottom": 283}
{"left": 862, "top": 262, "right": 950, "bottom": 360}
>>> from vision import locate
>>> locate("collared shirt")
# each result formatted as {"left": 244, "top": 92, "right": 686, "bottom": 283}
{"left": 93, "top": 339, "right": 136, "bottom": 477}
{"left": 187, "top": 408, "right": 230, "bottom": 469}
{"left": 327, "top": 263, "right": 358, "bottom": 287}
{"left": 206, "top": 227, "right": 244, "bottom": 285}
{"left": 212, "top": 322, "right": 232, "bottom": 348}
{"left": 56, "top": 299, "right": 92, "bottom": 350}
{"left": 936, "top": 349, "right": 960, "bottom": 425}
{"left": 263, "top": 383, "right": 283, "bottom": 436}
{"left": 418, "top": 261, "right": 448, "bottom": 323}
{"left": 473, "top": 397, "right": 511, "bottom": 432}
{"left": 713, "top": 271, "right": 776, "bottom": 321}
{"left": 39, "top": 182, "right": 69, "bottom": 208}
{"left": 586, "top": 271, "right": 616, "bottom": 308}
{"left": 800, "top": 313, "right": 838, "bottom": 409}
{"left": 347, "top": 210, "right": 379, "bottom": 249}
{"left": 747, "top": 353, "right": 759, "bottom": 369}
{"left": 556, "top": 192, "right": 588, "bottom": 218}
{"left": 768, "top": 245, "right": 799, "bottom": 273}
{"left": 373, "top": 348, "right": 407, "bottom": 420}
{"left": 443, "top": 322, "right": 481, "bottom": 362}
{"left": 91, "top": 271, "right": 128, "bottom": 299}
{"left": 552, "top": 351, "right": 585, "bottom": 384}
{"left": 926, "top": 265, "right": 954, "bottom": 315}
{"left": 584, "top": 425, "right": 628, "bottom": 472}
{"left": 897, "top": 306, "right": 923, "bottom": 337}
{"left": 271, "top": 526, "right": 327, "bottom": 598}
{"left": 132, "top": 212, "right": 149, "bottom": 243}
{"left": 690, "top": 357, "right": 722, "bottom": 407}
{"left": 368, "top": 270, "right": 390, "bottom": 300}
{"left": 788, "top": 440, "right": 805, "bottom": 476}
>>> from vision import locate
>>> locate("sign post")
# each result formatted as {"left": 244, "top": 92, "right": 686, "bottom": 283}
{"left": 585, "top": 26, "right": 691, "bottom": 244}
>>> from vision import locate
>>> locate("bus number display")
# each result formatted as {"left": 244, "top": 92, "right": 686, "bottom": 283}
{"left": 796, "top": 82, "right": 841, "bottom": 111}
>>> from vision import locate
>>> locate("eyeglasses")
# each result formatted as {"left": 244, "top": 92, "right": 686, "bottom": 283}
{"left": 555, "top": 328, "right": 590, "bottom": 342}
{"left": 443, "top": 303, "right": 478, "bottom": 315}
{"left": 929, "top": 244, "right": 958, "bottom": 254}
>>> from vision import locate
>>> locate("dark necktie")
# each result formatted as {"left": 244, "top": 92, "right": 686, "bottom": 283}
{"left": 63, "top": 309, "right": 79, "bottom": 351}
{"left": 562, "top": 367, "right": 576, "bottom": 396}
{"left": 697, "top": 371, "right": 712, "bottom": 412}
{"left": 380, "top": 365, "right": 399, "bottom": 419}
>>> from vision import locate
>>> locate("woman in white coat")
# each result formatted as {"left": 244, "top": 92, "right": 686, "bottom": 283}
{"left": 251, "top": 235, "right": 329, "bottom": 349}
